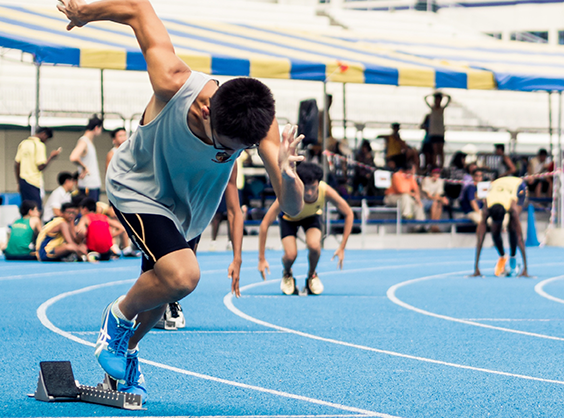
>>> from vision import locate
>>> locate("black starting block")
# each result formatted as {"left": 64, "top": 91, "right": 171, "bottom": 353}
{"left": 30, "top": 361, "right": 144, "bottom": 410}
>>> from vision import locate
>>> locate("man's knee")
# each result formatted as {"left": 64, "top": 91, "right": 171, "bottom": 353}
{"left": 283, "top": 249, "right": 297, "bottom": 264}
{"left": 156, "top": 263, "right": 200, "bottom": 300}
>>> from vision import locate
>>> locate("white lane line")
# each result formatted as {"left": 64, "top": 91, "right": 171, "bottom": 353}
{"left": 56, "top": 414, "right": 382, "bottom": 418}
{"left": 535, "top": 275, "right": 564, "bottom": 304}
{"left": 224, "top": 272, "right": 564, "bottom": 386}
{"left": 464, "top": 319, "right": 563, "bottom": 322}
{"left": 0, "top": 266, "right": 137, "bottom": 282}
{"left": 72, "top": 330, "right": 286, "bottom": 335}
{"left": 36, "top": 279, "right": 395, "bottom": 417}
{"left": 387, "top": 265, "right": 564, "bottom": 342}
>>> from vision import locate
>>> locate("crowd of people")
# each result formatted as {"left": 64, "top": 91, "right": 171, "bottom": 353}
{"left": 3, "top": 116, "right": 139, "bottom": 262}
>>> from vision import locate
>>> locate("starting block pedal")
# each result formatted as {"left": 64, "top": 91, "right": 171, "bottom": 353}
{"left": 30, "top": 361, "right": 144, "bottom": 410}
{"left": 298, "top": 286, "right": 309, "bottom": 297}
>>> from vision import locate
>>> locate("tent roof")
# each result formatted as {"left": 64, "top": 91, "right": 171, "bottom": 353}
{"left": 1, "top": 5, "right": 564, "bottom": 91}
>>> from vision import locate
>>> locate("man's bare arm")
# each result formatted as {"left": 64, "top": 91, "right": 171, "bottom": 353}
{"left": 258, "top": 122, "right": 304, "bottom": 217}
{"left": 225, "top": 166, "right": 243, "bottom": 296}
{"left": 58, "top": 0, "right": 190, "bottom": 104}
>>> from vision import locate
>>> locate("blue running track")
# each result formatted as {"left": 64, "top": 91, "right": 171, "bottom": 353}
{"left": 1, "top": 246, "right": 564, "bottom": 417}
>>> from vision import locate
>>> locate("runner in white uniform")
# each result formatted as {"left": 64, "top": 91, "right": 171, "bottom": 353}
{"left": 58, "top": 0, "right": 304, "bottom": 404}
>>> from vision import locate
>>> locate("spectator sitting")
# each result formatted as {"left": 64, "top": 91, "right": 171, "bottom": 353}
{"left": 76, "top": 197, "right": 125, "bottom": 261}
{"left": 494, "top": 144, "right": 516, "bottom": 178}
{"left": 36, "top": 202, "right": 87, "bottom": 261}
{"left": 459, "top": 169, "right": 484, "bottom": 224}
{"left": 95, "top": 201, "right": 140, "bottom": 257}
{"left": 527, "top": 148, "right": 553, "bottom": 199}
{"left": 384, "top": 163, "right": 426, "bottom": 223}
{"left": 378, "top": 122, "right": 419, "bottom": 170}
{"left": 42, "top": 171, "right": 77, "bottom": 224}
{"left": 421, "top": 168, "right": 448, "bottom": 232}
{"left": 352, "top": 139, "right": 377, "bottom": 196}
{"left": 4, "top": 200, "right": 42, "bottom": 261}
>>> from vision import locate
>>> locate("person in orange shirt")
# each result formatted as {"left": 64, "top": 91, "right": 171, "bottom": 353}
{"left": 384, "top": 164, "right": 426, "bottom": 222}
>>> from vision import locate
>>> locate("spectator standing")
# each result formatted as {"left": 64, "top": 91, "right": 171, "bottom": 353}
{"left": 527, "top": 148, "right": 552, "bottom": 198}
{"left": 353, "top": 139, "right": 377, "bottom": 196}
{"left": 70, "top": 115, "right": 103, "bottom": 201}
{"left": 494, "top": 144, "right": 516, "bottom": 178}
{"left": 459, "top": 169, "right": 484, "bottom": 224}
{"left": 420, "top": 114, "right": 433, "bottom": 174}
{"left": 384, "top": 164, "right": 426, "bottom": 222}
{"left": 106, "top": 127, "right": 128, "bottom": 170}
{"left": 42, "top": 172, "right": 77, "bottom": 223}
{"left": 421, "top": 168, "right": 448, "bottom": 232}
{"left": 4, "top": 200, "right": 42, "bottom": 261}
{"left": 424, "top": 91, "right": 451, "bottom": 168}
{"left": 378, "top": 122, "right": 419, "bottom": 170}
{"left": 14, "top": 127, "right": 61, "bottom": 211}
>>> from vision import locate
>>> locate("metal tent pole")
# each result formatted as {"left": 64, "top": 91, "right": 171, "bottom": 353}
{"left": 33, "top": 62, "right": 41, "bottom": 134}
{"left": 549, "top": 91, "right": 554, "bottom": 158}
{"left": 552, "top": 91, "right": 564, "bottom": 228}
{"left": 342, "top": 82, "right": 347, "bottom": 147}
{"left": 100, "top": 69, "right": 105, "bottom": 121}
{"left": 322, "top": 81, "right": 329, "bottom": 248}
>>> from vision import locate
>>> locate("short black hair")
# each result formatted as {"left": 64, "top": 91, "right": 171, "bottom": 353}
{"left": 538, "top": 148, "right": 548, "bottom": 156}
{"left": 495, "top": 143, "right": 505, "bottom": 152}
{"left": 489, "top": 204, "right": 506, "bottom": 224}
{"left": 61, "top": 202, "right": 78, "bottom": 212}
{"left": 20, "top": 200, "right": 37, "bottom": 217}
{"left": 36, "top": 127, "right": 53, "bottom": 139}
{"left": 111, "top": 127, "right": 126, "bottom": 138}
{"left": 210, "top": 78, "right": 275, "bottom": 147}
{"left": 391, "top": 122, "right": 400, "bottom": 129}
{"left": 296, "top": 162, "right": 323, "bottom": 185}
{"left": 86, "top": 115, "right": 103, "bottom": 131}
{"left": 57, "top": 171, "right": 73, "bottom": 186}
{"left": 79, "top": 197, "right": 97, "bottom": 213}
{"left": 71, "top": 193, "right": 87, "bottom": 206}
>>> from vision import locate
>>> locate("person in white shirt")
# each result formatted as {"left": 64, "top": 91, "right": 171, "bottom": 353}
{"left": 421, "top": 168, "right": 448, "bottom": 232}
{"left": 106, "top": 127, "right": 128, "bottom": 170}
{"left": 70, "top": 115, "right": 103, "bottom": 201}
{"left": 42, "top": 172, "right": 77, "bottom": 223}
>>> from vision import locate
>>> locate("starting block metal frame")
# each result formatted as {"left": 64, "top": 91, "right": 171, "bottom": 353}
{"left": 30, "top": 361, "right": 144, "bottom": 410}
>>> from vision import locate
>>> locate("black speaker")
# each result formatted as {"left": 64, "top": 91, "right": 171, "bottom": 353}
{"left": 297, "top": 99, "right": 319, "bottom": 147}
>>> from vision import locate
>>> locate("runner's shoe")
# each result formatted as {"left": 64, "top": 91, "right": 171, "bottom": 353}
{"left": 94, "top": 296, "right": 137, "bottom": 380}
{"left": 166, "top": 302, "right": 186, "bottom": 329}
{"left": 117, "top": 349, "right": 148, "bottom": 404}
{"left": 494, "top": 256, "right": 508, "bottom": 277}
{"left": 280, "top": 270, "right": 297, "bottom": 295}
{"left": 507, "top": 256, "right": 518, "bottom": 276}
{"left": 306, "top": 273, "right": 324, "bottom": 295}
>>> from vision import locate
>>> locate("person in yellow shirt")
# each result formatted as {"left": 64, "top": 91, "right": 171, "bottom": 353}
{"left": 14, "top": 127, "right": 61, "bottom": 211}
{"left": 258, "top": 162, "right": 354, "bottom": 295}
{"left": 36, "top": 202, "right": 87, "bottom": 262}
{"left": 472, "top": 176, "right": 529, "bottom": 277}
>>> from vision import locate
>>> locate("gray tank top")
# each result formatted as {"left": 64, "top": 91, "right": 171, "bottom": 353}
{"left": 77, "top": 136, "right": 102, "bottom": 189}
{"left": 106, "top": 71, "right": 239, "bottom": 240}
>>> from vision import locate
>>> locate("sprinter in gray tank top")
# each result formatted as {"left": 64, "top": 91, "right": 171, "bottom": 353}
{"left": 59, "top": 0, "right": 305, "bottom": 403}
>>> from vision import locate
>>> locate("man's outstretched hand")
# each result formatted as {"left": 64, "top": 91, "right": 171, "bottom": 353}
{"left": 57, "top": 0, "right": 88, "bottom": 31}
{"left": 278, "top": 124, "right": 304, "bottom": 180}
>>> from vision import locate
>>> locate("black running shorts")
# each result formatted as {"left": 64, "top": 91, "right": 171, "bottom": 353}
{"left": 111, "top": 204, "right": 199, "bottom": 272}
{"left": 279, "top": 214, "right": 322, "bottom": 240}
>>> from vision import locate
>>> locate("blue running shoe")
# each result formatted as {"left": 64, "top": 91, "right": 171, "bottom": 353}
{"left": 118, "top": 349, "right": 148, "bottom": 404}
{"left": 94, "top": 296, "right": 137, "bottom": 380}
{"left": 509, "top": 257, "right": 517, "bottom": 271}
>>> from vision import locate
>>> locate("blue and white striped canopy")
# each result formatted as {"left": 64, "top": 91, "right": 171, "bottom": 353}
{"left": 1, "top": 5, "right": 563, "bottom": 91}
